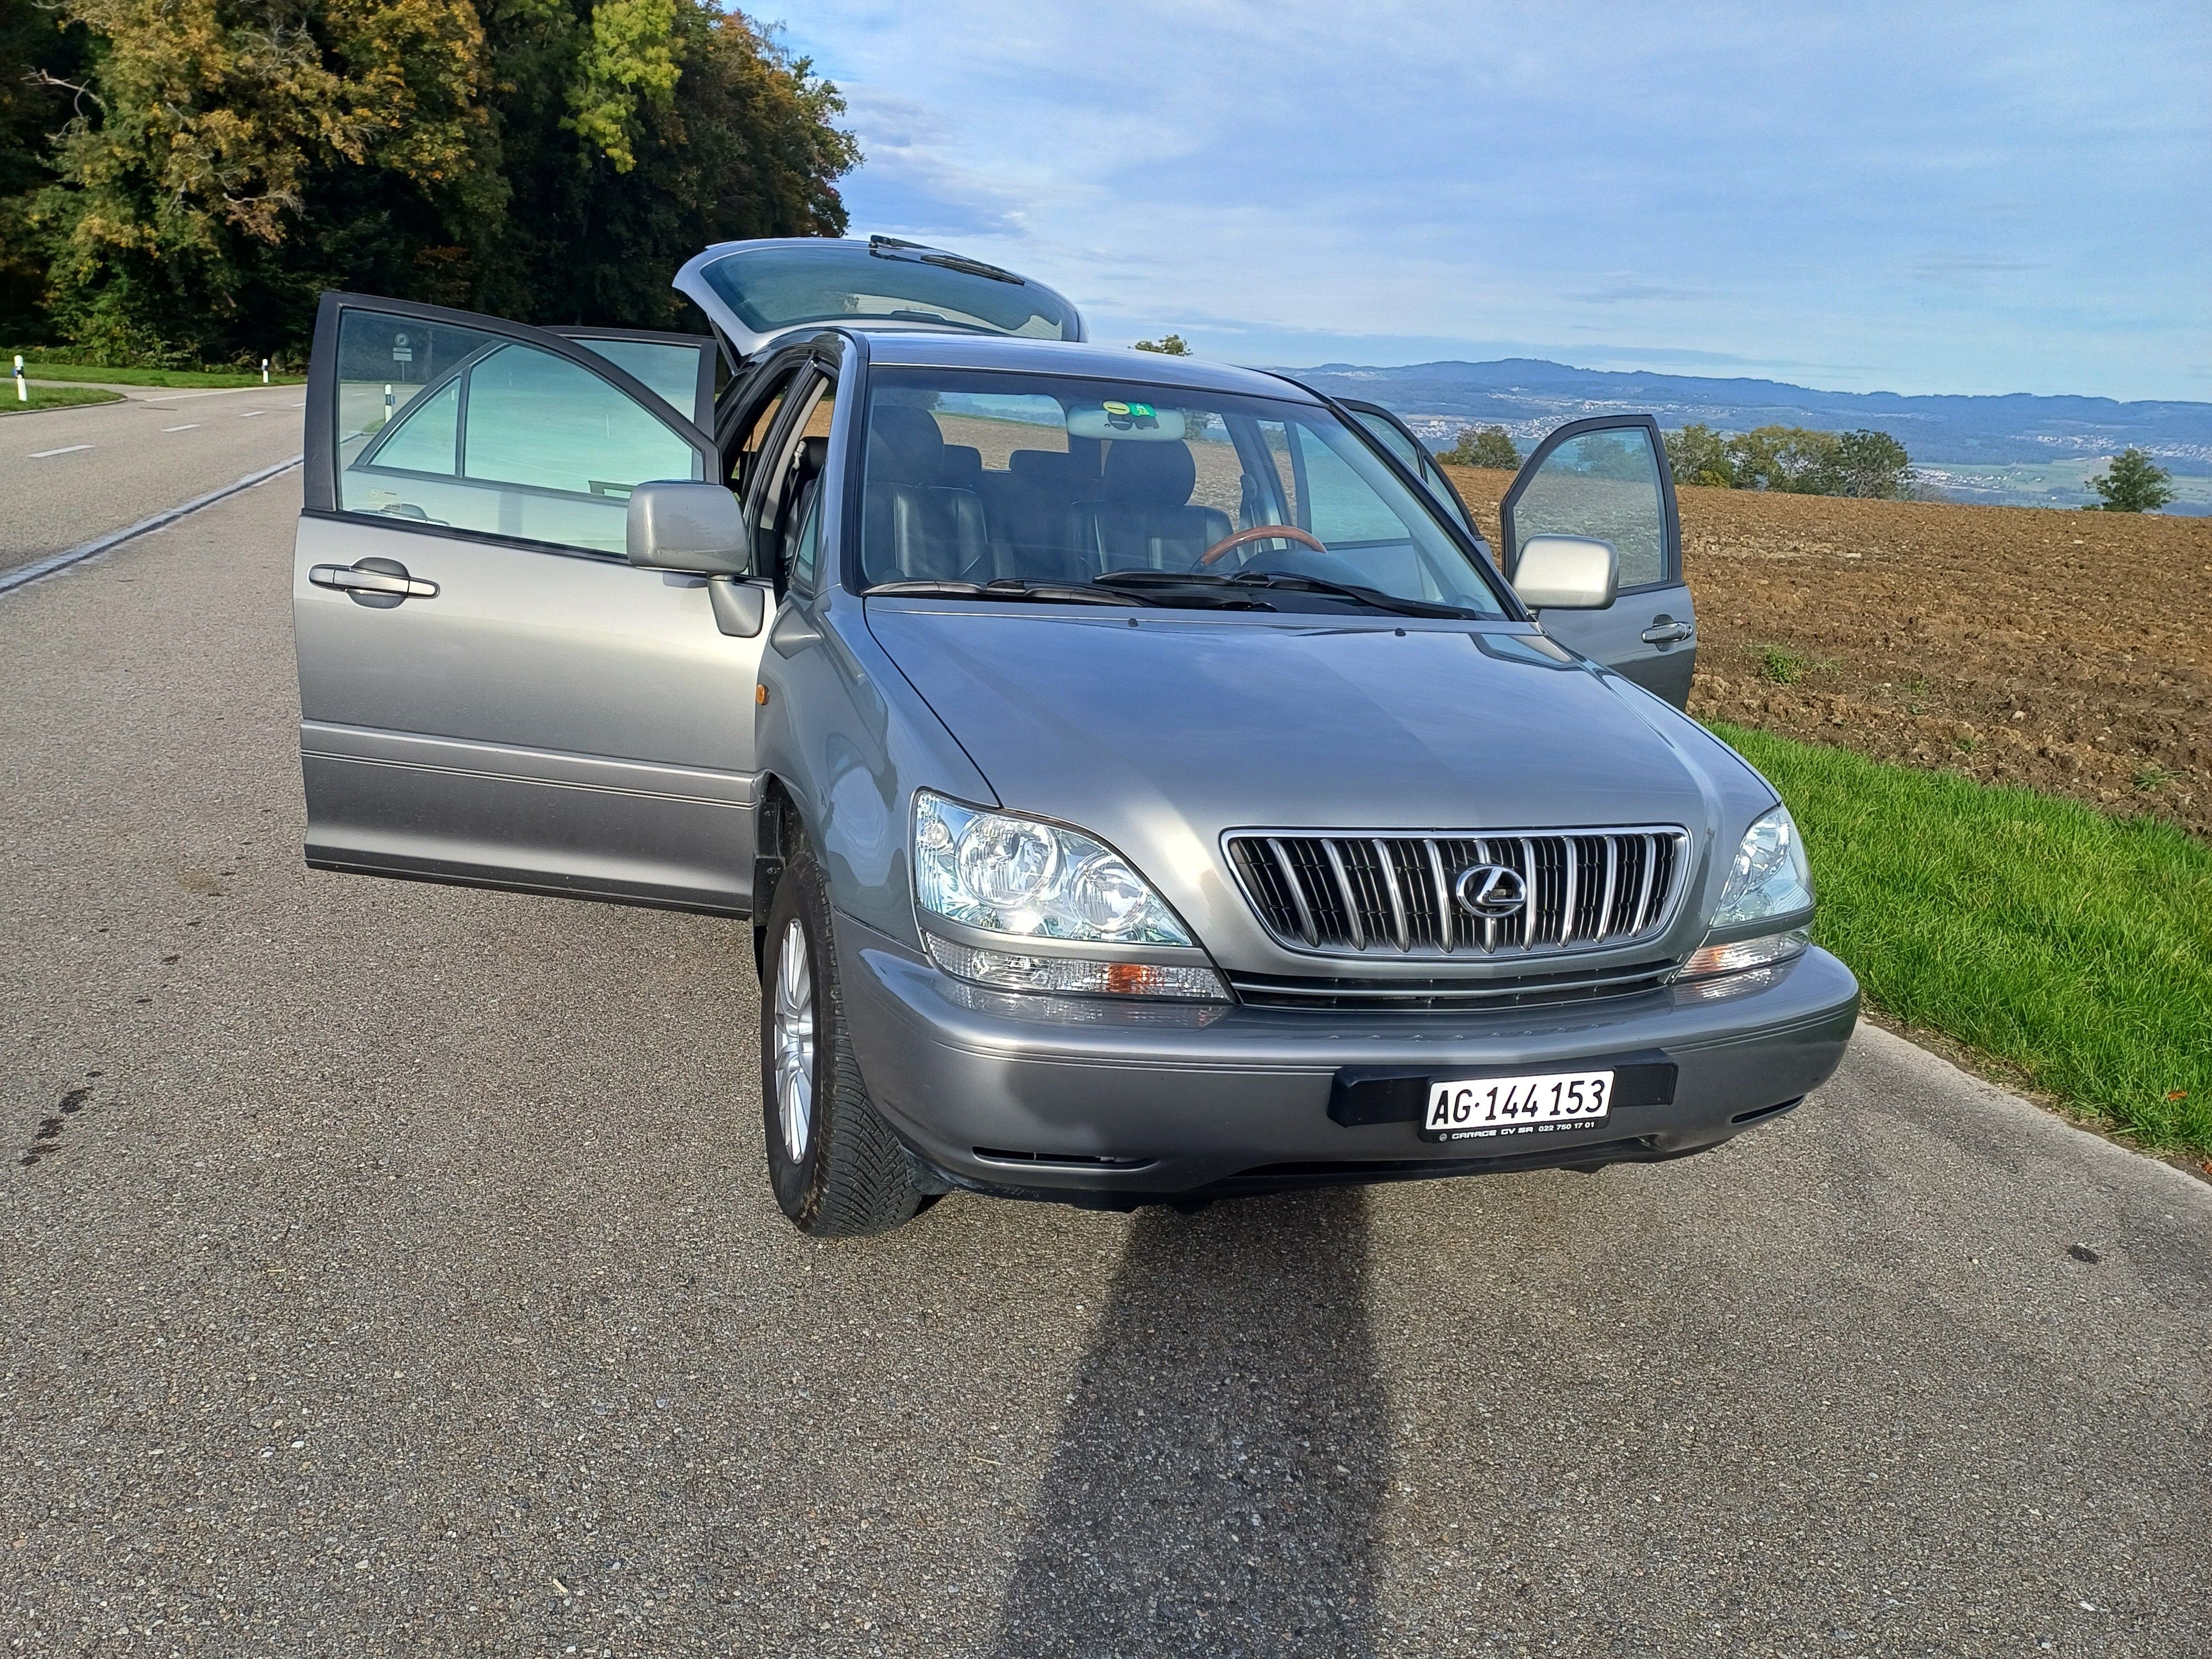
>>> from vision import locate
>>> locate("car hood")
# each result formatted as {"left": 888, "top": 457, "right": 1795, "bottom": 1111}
{"left": 865, "top": 604, "right": 1761, "bottom": 967}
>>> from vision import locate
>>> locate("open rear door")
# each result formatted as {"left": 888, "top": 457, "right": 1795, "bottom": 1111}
{"left": 1499, "top": 414, "right": 1697, "bottom": 709}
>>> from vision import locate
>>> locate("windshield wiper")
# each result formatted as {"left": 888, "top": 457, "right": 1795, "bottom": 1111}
{"left": 1093, "top": 568, "right": 1481, "bottom": 620}
{"left": 866, "top": 579, "right": 1146, "bottom": 607}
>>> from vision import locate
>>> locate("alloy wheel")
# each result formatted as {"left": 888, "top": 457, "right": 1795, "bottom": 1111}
{"left": 773, "top": 915, "right": 815, "bottom": 1164}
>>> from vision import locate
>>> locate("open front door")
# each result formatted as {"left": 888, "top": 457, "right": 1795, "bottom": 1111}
{"left": 293, "top": 291, "right": 771, "bottom": 914}
{"left": 1499, "top": 414, "right": 1697, "bottom": 708}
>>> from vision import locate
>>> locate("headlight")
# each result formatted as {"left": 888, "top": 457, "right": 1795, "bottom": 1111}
{"left": 914, "top": 792, "right": 1193, "bottom": 946}
{"left": 1710, "top": 805, "right": 1814, "bottom": 927}
{"left": 913, "top": 794, "right": 1224, "bottom": 1001}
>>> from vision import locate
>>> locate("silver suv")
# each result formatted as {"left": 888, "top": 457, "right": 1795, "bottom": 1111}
{"left": 293, "top": 237, "right": 1858, "bottom": 1234}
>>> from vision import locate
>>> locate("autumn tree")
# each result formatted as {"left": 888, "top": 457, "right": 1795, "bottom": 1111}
{"left": 15, "top": 1, "right": 855, "bottom": 364}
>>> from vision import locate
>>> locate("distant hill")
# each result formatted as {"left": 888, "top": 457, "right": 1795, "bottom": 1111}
{"left": 1280, "top": 358, "right": 2212, "bottom": 512}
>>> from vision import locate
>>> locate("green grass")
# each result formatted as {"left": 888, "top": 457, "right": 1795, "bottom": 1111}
{"left": 1712, "top": 724, "right": 2212, "bottom": 1155}
{"left": 18, "top": 362, "right": 303, "bottom": 389}
{"left": 0, "top": 384, "right": 126, "bottom": 414}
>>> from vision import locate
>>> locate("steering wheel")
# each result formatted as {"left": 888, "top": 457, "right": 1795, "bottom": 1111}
{"left": 1195, "top": 524, "right": 1328, "bottom": 568}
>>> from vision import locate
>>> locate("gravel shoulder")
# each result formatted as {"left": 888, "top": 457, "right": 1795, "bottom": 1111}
{"left": 2, "top": 484, "right": 2207, "bottom": 1656}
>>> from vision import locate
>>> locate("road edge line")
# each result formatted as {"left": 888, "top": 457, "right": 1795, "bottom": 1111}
{"left": 0, "top": 453, "right": 301, "bottom": 597}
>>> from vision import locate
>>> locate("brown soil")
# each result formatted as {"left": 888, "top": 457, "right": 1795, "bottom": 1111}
{"left": 1441, "top": 464, "right": 2212, "bottom": 838}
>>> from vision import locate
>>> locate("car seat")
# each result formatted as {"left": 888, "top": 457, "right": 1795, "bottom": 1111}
{"left": 861, "top": 406, "right": 988, "bottom": 583}
{"left": 1066, "top": 442, "right": 1231, "bottom": 576}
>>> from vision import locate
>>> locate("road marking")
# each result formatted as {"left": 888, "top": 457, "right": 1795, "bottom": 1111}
{"left": 0, "top": 455, "right": 302, "bottom": 597}
{"left": 238, "top": 410, "right": 266, "bottom": 419}
{"left": 28, "top": 445, "right": 93, "bottom": 458}
{"left": 163, "top": 424, "right": 199, "bottom": 432}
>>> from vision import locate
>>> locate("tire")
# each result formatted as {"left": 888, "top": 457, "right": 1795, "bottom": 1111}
{"left": 759, "top": 841, "right": 928, "bottom": 1236}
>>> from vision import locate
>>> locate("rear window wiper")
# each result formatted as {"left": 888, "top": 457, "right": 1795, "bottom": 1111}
{"left": 1094, "top": 568, "right": 1481, "bottom": 620}
{"left": 865, "top": 579, "right": 1147, "bottom": 607}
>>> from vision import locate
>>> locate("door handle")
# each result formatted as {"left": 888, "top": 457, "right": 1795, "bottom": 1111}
{"left": 1640, "top": 620, "right": 1693, "bottom": 644}
{"left": 310, "top": 561, "right": 439, "bottom": 600}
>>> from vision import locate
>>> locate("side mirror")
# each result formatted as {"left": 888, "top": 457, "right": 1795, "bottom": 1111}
{"left": 1512, "top": 534, "right": 1618, "bottom": 611}
{"left": 626, "top": 481, "right": 750, "bottom": 577}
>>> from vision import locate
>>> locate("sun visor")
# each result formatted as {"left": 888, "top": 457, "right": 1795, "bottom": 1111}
{"left": 1065, "top": 400, "right": 1188, "bottom": 441}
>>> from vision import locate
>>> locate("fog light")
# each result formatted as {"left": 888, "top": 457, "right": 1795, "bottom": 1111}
{"left": 924, "top": 934, "right": 1227, "bottom": 1000}
{"left": 1680, "top": 927, "right": 1810, "bottom": 980}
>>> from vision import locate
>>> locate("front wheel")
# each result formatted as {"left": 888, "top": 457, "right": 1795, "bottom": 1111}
{"left": 759, "top": 846, "right": 930, "bottom": 1236}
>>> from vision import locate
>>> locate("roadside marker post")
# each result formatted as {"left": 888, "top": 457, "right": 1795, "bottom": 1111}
{"left": 13, "top": 354, "right": 23, "bottom": 403}
{"left": 262, "top": 358, "right": 270, "bottom": 385}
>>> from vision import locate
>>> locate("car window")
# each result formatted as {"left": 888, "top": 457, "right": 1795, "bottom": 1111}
{"left": 337, "top": 309, "right": 701, "bottom": 557}
{"left": 1353, "top": 409, "right": 1420, "bottom": 469}
{"left": 567, "top": 336, "right": 706, "bottom": 421}
{"left": 853, "top": 368, "right": 1507, "bottom": 617}
{"left": 1509, "top": 428, "right": 1668, "bottom": 589}
{"left": 788, "top": 482, "right": 823, "bottom": 594}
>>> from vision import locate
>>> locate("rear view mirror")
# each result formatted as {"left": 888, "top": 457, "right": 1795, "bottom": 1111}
{"left": 627, "top": 481, "right": 750, "bottom": 577}
{"left": 1512, "top": 534, "right": 1619, "bottom": 610}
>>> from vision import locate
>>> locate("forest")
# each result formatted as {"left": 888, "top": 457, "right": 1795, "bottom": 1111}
{"left": 0, "top": 0, "right": 858, "bottom": 366}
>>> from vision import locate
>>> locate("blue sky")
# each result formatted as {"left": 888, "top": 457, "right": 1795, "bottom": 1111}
{"left": 765, "top": 2, "right": 2210, "bottom": 403}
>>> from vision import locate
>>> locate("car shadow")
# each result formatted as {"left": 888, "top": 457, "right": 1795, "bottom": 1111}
{"left": 989, "top": 1186, "right": 1385, "bottom": 1657}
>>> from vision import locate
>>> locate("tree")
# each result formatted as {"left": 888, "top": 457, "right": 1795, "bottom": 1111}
{"left": 20, "top": 1, "right": 856, "bottom": 364}
{"left": 1725, "top": 425, "right": 1839, "bottom": 493}
{"left": 1438, "top": 425, "right": 1519, "bottom": 469}
{"left": 1827, "top": 429, "right": 1913, "bottom": 498}
{"left": 2083, "top": 447, "right": 2174, "bottom": 513}
{"left": 0, "top": 2, "right": 93, "bottom": 340}
{"left": 1663, "top": 422, "right": 1731, "bottom": 487}
{"left": 1133, "top": 332, "right": 1190, "bottom": 355}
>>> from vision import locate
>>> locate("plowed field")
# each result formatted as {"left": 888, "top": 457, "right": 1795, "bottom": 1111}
{"left": 1442, "top": 465, "right": 2212, "bottom": 839}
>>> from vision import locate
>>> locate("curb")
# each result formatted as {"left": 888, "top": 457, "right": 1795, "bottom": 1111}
{"left": 0, "top": 453, "right": 302, "bottom": 597}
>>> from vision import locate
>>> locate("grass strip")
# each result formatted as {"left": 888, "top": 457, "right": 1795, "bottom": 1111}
{"left": 0, "top": 385, "right": 126, "bottom": 414}
{"left": 1713, "top": 723, "right": 2211, "bottom": 1154}
{"left": 20, "top": 362, "right": 304, "bottom": 389}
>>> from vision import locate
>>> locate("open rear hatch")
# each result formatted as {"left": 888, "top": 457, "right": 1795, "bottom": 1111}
{"left": 672, "top": 236, "right": 1085, "bottom": 367}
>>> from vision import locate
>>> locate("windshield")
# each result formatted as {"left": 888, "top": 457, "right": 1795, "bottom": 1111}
{"left": 854, "top": 369, "right": 1510, "bottom": 618}
{"left": 693, "top": 242, "right": 1081, "bottom": 346}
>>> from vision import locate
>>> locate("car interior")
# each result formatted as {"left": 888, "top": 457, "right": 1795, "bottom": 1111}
{"left": 858, "top": 408, "right": 1257, "bottom": 588}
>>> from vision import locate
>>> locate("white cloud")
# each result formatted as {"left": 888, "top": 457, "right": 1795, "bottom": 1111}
{"left": 767, "top": 0, "right": 2212, "bottom": 399}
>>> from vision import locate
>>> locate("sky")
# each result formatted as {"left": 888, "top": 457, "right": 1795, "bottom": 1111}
{"left": 764, "top": 1, "right": 2210, "bottom": 403}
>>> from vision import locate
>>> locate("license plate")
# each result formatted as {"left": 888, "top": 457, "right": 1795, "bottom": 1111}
{"left": 1420, "top": 1070, "right": 1614, "bottom": 1142}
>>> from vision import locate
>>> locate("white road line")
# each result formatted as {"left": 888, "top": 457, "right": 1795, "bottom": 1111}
{"left": 163, "top": 424, "right": 199, "bottom": 432}
{"left": 28, "top": 445, "right": 93, "bottom": 458}
{"left": 0, "top": 455, "right": 301, "bottom": 597}
{"left": 238, "top": 410, "right": 266, "bottom": 419}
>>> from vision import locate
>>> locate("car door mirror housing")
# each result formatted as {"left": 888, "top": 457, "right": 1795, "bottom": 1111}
{"left": 626, "top": 481, "right": 751, "bottom": 576}
{"left": 1512, "top": 534, "right": 1619, "bottom": 610}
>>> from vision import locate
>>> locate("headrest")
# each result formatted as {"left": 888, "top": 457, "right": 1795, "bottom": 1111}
{"left": 867, "top": 404, "right": 946, "bottom": 484}
{"left": 1104, "top": 440, "right": 1197, "bottom": 507}
{"left": 1008, "top": 449, "right": 1072, "bottom": 486}
{"left": 940, "top": 444, "right": 983, "bottom": 488}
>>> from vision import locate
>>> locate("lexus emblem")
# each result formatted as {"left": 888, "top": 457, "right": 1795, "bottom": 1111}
{"left": 1453, "top": 863, "right": 1527, "bottom": 918}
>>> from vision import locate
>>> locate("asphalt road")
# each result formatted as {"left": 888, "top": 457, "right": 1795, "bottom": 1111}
{"left": 0, "top": 384, "right": 304, "bottom": 574}
{"left": 2, "top": 477, "right": 2209, "bottom": 1657}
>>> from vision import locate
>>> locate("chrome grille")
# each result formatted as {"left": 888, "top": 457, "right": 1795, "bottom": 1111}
{"left": 1226, "top": 827, "right": 1687, "bottom": 958}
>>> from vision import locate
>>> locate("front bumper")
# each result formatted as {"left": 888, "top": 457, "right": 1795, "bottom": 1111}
{"left": 837, "top": 914, "right": 1860, "bottom": 1203}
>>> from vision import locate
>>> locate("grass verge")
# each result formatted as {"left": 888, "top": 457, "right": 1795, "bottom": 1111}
{"left": 19, "top": 362, "right": 304, "bottom": 389}
{"left": 1713, "top": 723, "right": 2211, "bottom": 1155}
{"left": 0, "top": 385, "right": 127, "bottom": 414}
